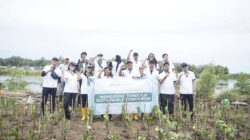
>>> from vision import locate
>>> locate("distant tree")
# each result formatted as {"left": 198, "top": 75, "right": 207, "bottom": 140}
{"left": 234, "top": 73, "right": 250, "bottom": 95}
{"left": 196, "top": 64, "right": 217, "bottom": 100}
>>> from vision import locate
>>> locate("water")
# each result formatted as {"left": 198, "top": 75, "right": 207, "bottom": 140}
{"left": 0, "top": 75, "right": 43, "bottom": 93}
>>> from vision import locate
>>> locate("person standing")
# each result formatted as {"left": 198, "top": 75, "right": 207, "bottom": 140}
{"left": 142, "top": 53, "right": 159, "bottom": 71}
{"left": 110, "top": 55, "right": 124, "bottom": 78}
{"left": 178, "top": 63, "right": 196, "bottom": 119}
{"left": 94, "top": 54, "right": 107, "bottom": 77}
{"left": 79, "top": 65, "right": 94, "bottom": 121}
{"left": 62, "top": 62, "right": 79, "bottom": 120}
{"left": 77, "top": 52, "right": 89, "bottom": 73}
{"left": 127, "top": 50, "right": 142, "bottom": 74}
{"left": 119, "top": 60, "right": 141, "bottom": 120}
{"left": 58, "top": 57, "right": 70, "bottom": 102}
{"left": 41, "top": 57, "right": 61, "bottom": 117}
{"left": 98, "top": 67, "right": 113, "bottom": 120}
{"left": 158, "top": 62, "right": 177, "bottom": 117}
{"left": 159, "top": 53, "right": 175, "bottom": 73}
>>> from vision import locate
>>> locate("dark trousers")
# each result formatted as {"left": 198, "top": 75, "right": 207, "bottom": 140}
{"left": 41, "top": 87, "right": 57, "bottom": 117}
{"left": 180, "top": 94, "right": 194, "bottom": 116}
{"left": 160, "top": 94, "right": 175, "bottom": 115}
{"left": 81, "top": 94, "right": 88, "bottom": 107}
{"left": 64, "top": 92, "right": 77, "bottom": 119}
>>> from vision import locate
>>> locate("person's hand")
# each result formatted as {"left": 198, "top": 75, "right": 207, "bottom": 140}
{"left": 129, "top": 49, "right": 133, "bottom": 53}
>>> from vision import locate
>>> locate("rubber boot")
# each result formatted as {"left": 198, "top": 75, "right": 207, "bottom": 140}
{"left": 81, "top": 108, "right": 87, "bottom": 121}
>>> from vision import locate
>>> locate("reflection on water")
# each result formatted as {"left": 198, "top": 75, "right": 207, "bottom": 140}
{"left": 0, "top": 75, "right": 43, "bottom": 93}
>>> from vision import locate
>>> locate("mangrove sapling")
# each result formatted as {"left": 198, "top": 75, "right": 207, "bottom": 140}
{"left": 60, "top": 118, "right": 71, "bottom": 140}
{"left": 7, "top": 126, "right": 19, "bottom": 140}
{"left": 104, "top": 98, "right": 111, "bottom": 138}
{"left": 144, "top": 113, "right": 153, "bottom": 138}
{"left": 28, "top": 130, "right": 40, "bottom": 140}
{"left": 108, "top": 132, "right": 119, "bottom": 140}
{"left": 141, "top": 105, "right": 146, "bottom": 131}
{"left": 155, "top": 127, "right": 167, "bottom": 140}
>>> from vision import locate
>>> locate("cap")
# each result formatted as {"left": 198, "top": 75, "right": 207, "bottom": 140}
{"left": 126, "top": 60, "right": 133, "bottom": 64}
{"left": 52, "top": 57, "right": 59, "bottom": 61}
{"left": 181, "top": 63, "right": 188, "bottom": 68}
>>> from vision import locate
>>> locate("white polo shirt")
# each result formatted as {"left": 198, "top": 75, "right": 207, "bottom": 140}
{"left": 59, "top": 63, "right": 69, "bottom": 72}
{"left": 144, "top": 69, "right": 159, "bottom": 85}
{"left": 63, "top": 71, "right": 78, "bottom": 93}
{"left": 131, "top": 60, "right": 142, "bottom": 73}
{"left": 42, "top": 65, "right": 61, "bottom": 88}
{"left": 80, "top": 74, "right": 94, "bottom": 94}
{"left": 178, "top": 71, "right": 196, "bottom": 94}
{"left": 122, "top": 69, "right": 140, "bottom": 78}
{"left": 159, "top": 72, "right": 177, "bottom": 94}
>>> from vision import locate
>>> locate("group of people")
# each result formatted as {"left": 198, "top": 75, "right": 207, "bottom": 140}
{"left": 41, "top": 50, "right": 196, "bottom": 121}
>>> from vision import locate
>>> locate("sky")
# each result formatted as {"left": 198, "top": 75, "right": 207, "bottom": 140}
{"left": 0, "top": 0, "right": 249, "bottom": 73}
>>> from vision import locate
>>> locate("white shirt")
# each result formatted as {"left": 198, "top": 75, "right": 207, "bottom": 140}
{"left": 63, "top": 71, "right": 78, "bottom": 93}
{"left": 42, "top": 65, "right": 61, "bottom": 88}
{"left": 122, "top": 69, "right": 140, "bottom": 78}
{"left": 144, "top": 69, "right": 159, "bottom": 85}
{"left": 111, "top": 61, "right": 124, "bottom": 78}
{"left": 178, "top": 71, "right": 196, "bottom": 94}
{"left": 59, "top": 63, "right": 69, "bottom": 72}
{"left": 94, "top": 58, "right": 107, "bottom": 77}
{"left": 80, "top": 74, "right": 94, "bottom": 94}
{"left": 159, "top": 72, "right": 177, "bottom": 94}
{"left": 131, "top": 59, "right": 142, "bottom": 73}
{"left": 144, "top": 60, "right": 159, "bottom": 71}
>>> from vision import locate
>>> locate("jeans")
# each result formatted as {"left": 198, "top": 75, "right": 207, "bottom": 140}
{"left": 180, "top": 94, "right": 194, "bottom": 117}
{"left": 64, "top": 92, "right": 78, "bottom": 119}
{"left": 41, "top": 87, "right": 57, "bottom": 117}
{"left": 160, "top": 94, "right": 175, "bottom": 115}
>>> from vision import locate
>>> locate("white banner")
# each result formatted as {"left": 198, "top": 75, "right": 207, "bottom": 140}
{"left": 88, "top": 78, "right": 158, "bottom": 115}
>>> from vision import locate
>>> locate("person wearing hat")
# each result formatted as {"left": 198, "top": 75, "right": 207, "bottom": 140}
{"left": 140, "top": 59, "right": 159, "bottom": 119}
{"left": 158, "top": 62, "right": 177, "bottom": 117}
{"left": 41, "top": 57, "right": 62, "bottom": 117}
{"left": 119, "top": 60, "right": 140, "bottom": 78}
{"left": 127, "top": 50, "right": 142, "bottom": 74}
{"left": 119, "top": 60, "right": 141, "bottom": 120}
{"left": 58, "top": 57, "right": 70, "bottom": 102}
{"left": 178, "top": 63, "right": 196, "bottom": 119}
{"left": 62, "top": 62, "right": 79, "bottom": 120}
{"left": 79, "top": 64, "right": 94, "bottom": 121}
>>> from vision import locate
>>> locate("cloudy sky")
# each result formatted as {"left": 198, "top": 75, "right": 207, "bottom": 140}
{"left": 0, "top": 0, "right": 249, "bottom": 73}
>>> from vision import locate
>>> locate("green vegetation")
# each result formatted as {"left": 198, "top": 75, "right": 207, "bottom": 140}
{"left": 2, "top": 69, "right": 28, "bottom": 91}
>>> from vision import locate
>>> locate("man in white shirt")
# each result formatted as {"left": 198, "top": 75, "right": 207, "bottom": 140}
{"left": 77, "top": 52, "right": 89, "bottom": 73}
{"left": 178, "top": 63, "right": 196, "bottom": 119}
{"left": 141, "top": 60, "right": 159, "bottom": 85}
{"left": 158, "top": 62, "right": 177, "bottom": 116}
{"left": 94, "top": 54, "right": 107, "bottom": 77}
{"left": 119, "top": 60, "right": 140, "bottom": 78}
{"left": 41, "top": 57, "right": 61, "bottom": 117}
{"left": 159, "top": 53, "right": 175, "bottom": 73}
{"left": 58, "top": 57, "right": 69, "bottom": 102}
{"left": 127, "top": 50, "right": 142, "bottom": 74}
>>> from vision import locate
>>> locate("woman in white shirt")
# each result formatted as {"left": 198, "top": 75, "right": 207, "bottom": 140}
{"left": 97, "top": 67, "right": 113, "bottom": 120}
{"left": 79, "top": 65, "right": 94, "bottom": 121}
{"left": 62, "top": 62, "right": 79, "bottom": 120}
